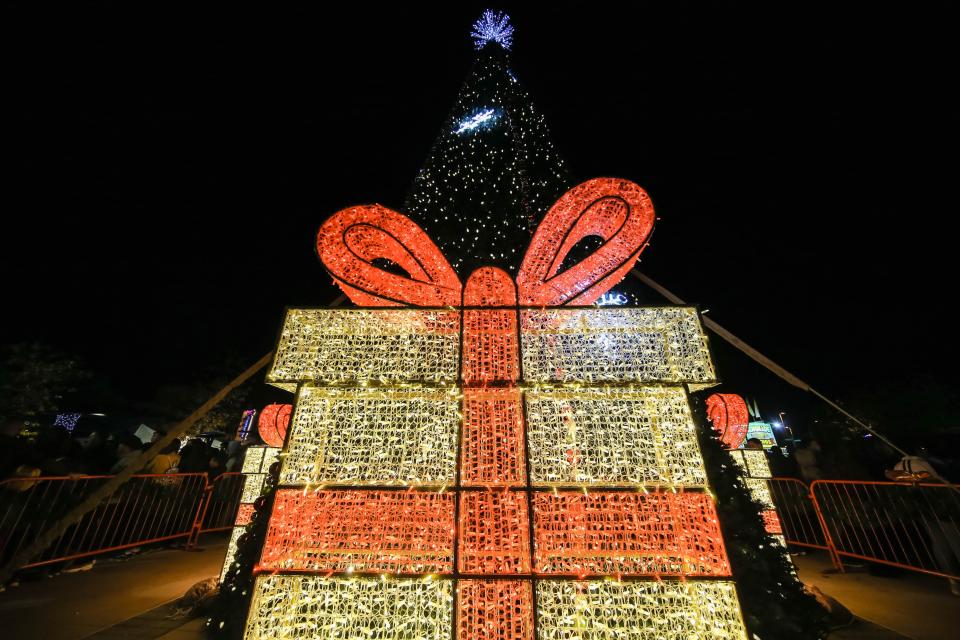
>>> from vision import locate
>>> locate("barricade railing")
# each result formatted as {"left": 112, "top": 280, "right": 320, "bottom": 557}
{"left": 767, "top": 477, "right": 831, "bottom": 552}
{"left": 0, "top": 472, "right": 242, "bottom": 572}
{"left": 196, "top": 472, "right": 246, "bottom": 535}
{"left": 810, "top": 479, "right": 960, "bottom": 580}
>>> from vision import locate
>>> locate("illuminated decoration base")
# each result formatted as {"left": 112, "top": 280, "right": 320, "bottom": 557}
{"left": 242, "top": 176, "right": 747, "bottom": 639}
{"left": 219, "top": 444, "right": 280, "bottom": 583}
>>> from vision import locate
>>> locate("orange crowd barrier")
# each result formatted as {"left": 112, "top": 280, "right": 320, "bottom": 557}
{"left": 767, "top": 477, "right": 831, "bottom": 552}
{"left": 809, "top": 479, "right": 960, "bottom": 580}
{"left": 0, "top": 472, "right": 245, "bottom": 571}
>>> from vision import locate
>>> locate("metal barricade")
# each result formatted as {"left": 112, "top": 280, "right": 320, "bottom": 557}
{"left": 767, "top": 477, "right": 830, "bottom": 551}
{"left": 0, "top": 473, "right": 208, "bottom": 570}
{"left": 197, "top": 472, "right": 246, "bottom": 533}
{"left": 810, "top": 479, "right": 960, "bottom": 580}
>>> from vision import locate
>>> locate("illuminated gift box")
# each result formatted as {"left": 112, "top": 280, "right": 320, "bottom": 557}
{"left": 243, "top": 178, "right": 747, "bottom": 640}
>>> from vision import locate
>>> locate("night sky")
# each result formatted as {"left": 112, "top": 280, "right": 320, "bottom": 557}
{"left": 5, "top": 3, "right": 957, "bottom": 435}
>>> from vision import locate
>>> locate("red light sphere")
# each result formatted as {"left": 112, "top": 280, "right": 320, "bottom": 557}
{"left": 258, "top": 403, "right": 292, "bottom": 448}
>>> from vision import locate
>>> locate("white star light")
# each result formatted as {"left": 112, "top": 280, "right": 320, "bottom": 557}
{"left": 470, "top": 10, "right": 514, "bottom": 51}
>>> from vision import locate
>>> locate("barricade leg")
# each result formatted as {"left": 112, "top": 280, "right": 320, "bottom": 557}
{"left": 809, "top": 486, "right": 844, "bottom": 572}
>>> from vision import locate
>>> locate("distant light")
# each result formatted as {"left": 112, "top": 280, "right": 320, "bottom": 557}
{"left": 597, "top": 292, "right": 628, "bottom": 306}
{"left": 53, "top": 413, "right": 82, "bottom": 431}
{"left": 471, "top": 9, "right": 514, "bottom": 51}
{"left": 772, "top": 421, "right": 782, "bottom": 428}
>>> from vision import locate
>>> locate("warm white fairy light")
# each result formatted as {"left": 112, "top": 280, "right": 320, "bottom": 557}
{"left": 267, "top": 309, "right": 461, "bottom": 390}
{"left": 240, "top": 447, "right": 265, "bottom": 474}
{"left": 520, "top": 308, "right": 716, "bottom": 384}
{"left": 220, "top": 445, "right": 282, "bottom": 584}
{"left": 220, "top": 527, "right": 244, "bottom": 584}
{"left": 536, "top": 580, "right": 747, "bottom": 640}
{"left": 525, "top": 386, "right": 707, "bottom": 486}
{"left": 730, "top": 449, "right": 771, "bottom": 479}
{"left": 279, "top": 386, "right": 459, "bottom": 486}
{"left": 244, "top": 575, "right": 453, "bottom": 640}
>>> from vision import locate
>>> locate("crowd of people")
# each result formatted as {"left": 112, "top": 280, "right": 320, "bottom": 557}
{"left": 0, "top": 420, "right": 252, "bottom": 483}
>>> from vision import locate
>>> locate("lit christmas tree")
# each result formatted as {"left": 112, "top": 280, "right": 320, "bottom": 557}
{"left": 403, "top": 10, "right": 570, "bottom": 276}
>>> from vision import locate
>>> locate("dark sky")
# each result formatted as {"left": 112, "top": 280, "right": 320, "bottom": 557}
{"left": 5, "top": 3, "right": 957, "bottom": 433}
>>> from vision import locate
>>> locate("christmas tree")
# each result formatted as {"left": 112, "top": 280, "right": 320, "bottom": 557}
{"left": 403, "top": 10, "right": 570, "bottom": 276}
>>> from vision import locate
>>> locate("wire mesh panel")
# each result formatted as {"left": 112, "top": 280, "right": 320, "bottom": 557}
{"left": 458, "top": 491, "right": 531, "bottom": 574}
{"left": 457, "top": 579, "right": 534, "bottom": 640}
{"left": 259, "top": 489, "right": 456, "bottom": 574}
{"left": 280, "top": 386, "right": 459, "bottom": 486}
{"left": 536, "top": 579, "right": 747, "bottom": 640}
{"left": 462, "top": 308, "right": 520, "bottom": 384}
{"left": 266, "top": 309, "right": 461, "bottom": 390}
{"left": 244, "top": 575, "right": 453, "bottom": 640}
{"left": 525, "top": 387, "right": 706, "bottom": 487}
{"left": 532, "top": 491, "right": 729, "bottom": 576}
{"left": 519, "top": 308, "right": 716, "bottom": 384}
{"left": 730, "top": 449, "right": 771, "bottom": 479}
{"left": 461, "top": 389, "right": 526, "bottom": 486}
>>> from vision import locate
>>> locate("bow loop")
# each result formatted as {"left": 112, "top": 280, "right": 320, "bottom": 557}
{"left": 316, "top": 178, "right": 654, "bottom": 308}
{"left": 316, "top": 204, "right": 461, "bottom": 307}
{"left": 516, "top": 178, "right": 655, "bottom": 306}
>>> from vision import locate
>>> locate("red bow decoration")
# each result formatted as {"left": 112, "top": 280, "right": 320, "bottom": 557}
{"left": 316, "top": 178, "right": 655, "bottom": 307}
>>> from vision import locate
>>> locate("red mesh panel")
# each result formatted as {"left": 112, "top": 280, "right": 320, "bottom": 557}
{"left": 460, "top": 389, "right": 526, "bottom": 486}
{"left": 260, "top": 489, "right": 455, "bottom": 573}
{"left": 457, "top": 580, "right": 534, "bottom": 640}
{"left": 762, "top": 509, "right": 783, "bottom": 534}
{"left": 462, "top": 309, "right": 520, "bottom": 384}
{"left": 462, "top": 267, "right": 519, "bottom": 384}
{"left": 235, "top": 503, "right": 254, "bottom": 527}
{"left": 533, "top": 491, "right": 730, "bottom": 576}
{"left": 458, "top": 491, "right": 531, "bottom": 574}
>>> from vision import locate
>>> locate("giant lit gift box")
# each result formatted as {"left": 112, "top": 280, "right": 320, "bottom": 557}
{"left": 241, "top": 179, "right": 749, "bottom": 640}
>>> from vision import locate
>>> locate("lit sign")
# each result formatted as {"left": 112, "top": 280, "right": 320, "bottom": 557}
{"left": 238, "top": 409, "right": 256, "bottom": 440}
{"left": 745, "top": 421, "right": 778, "bottom": 449}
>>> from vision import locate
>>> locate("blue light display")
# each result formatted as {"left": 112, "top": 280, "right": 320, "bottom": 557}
{"left": 471, "top": 10, "right": 514, "bottom": 51}
{"left": 455, "top": 108, "right": 498, "bottom": 134}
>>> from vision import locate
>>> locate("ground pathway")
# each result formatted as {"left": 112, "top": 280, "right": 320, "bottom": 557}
{"left": 1, "top": 540, "right": 956, "bottom": 639}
